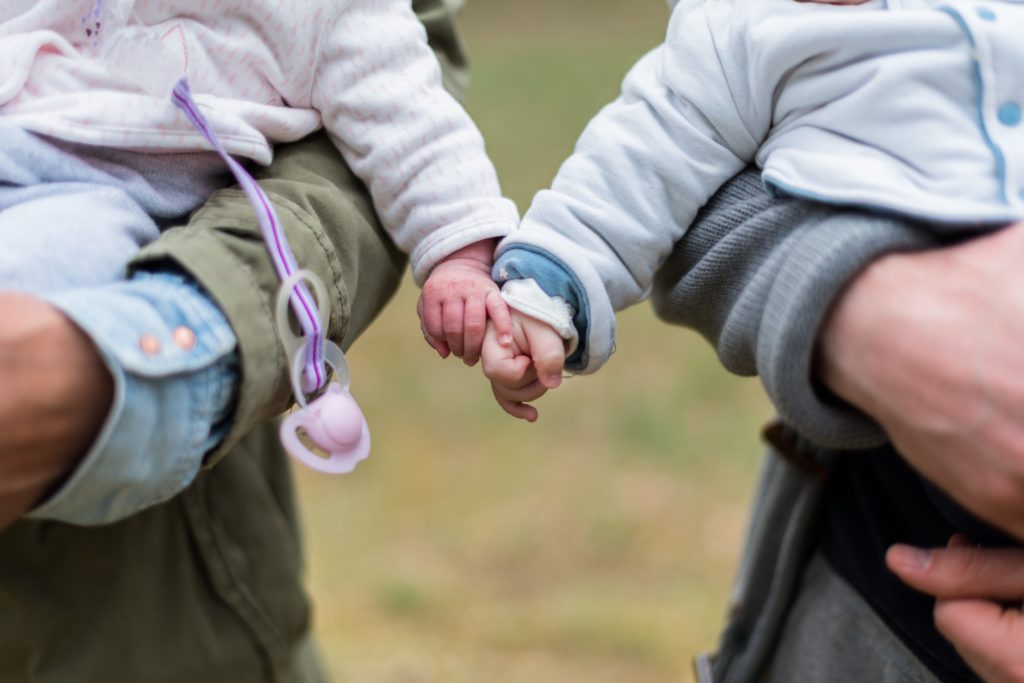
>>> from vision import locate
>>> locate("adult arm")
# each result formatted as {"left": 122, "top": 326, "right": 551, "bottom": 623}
{"left": 652, "top": 168, "right": 1024, "bottom": 539}
{"left": 819, "top": 224, "right": 1024, "bottom": 540}
{"left": 0, "top": 0, "right": 467, "bottom": 527}
{"left": 0, "top": 295, "right": 113, "bottom": 526}
{"left": 650, "top": 168, "right": 938, "bottom": 448}
{"left": 0, "top": 131, "right": 406, "bottom": 528}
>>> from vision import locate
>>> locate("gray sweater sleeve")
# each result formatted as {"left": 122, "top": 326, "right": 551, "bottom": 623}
{"left": 651, "top": 168, "right": 940, "bottom": 450}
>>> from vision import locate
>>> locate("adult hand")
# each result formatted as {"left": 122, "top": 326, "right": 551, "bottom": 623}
{"left": 819, "top": 223, "right": 1024, "bottom": 540}
{"left": 0, "top": 293, "right": 113, "bottom": 528}
{"left": 887, "top": 536, "right": 1024, "bottom": 683}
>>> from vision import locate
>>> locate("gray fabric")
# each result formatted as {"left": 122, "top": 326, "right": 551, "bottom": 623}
{"left": 650, "top": 169, "right": 948, "bottom": 683}
{"left": 704, "top": 448, "right": 833, "bottom": 683}
{"left": 286, "top": 633, "right": 329, "bottom": 683}
{"left": 760, "top": 553, "right": 938, "bottom": 683}
{"left": 652, "top": 168, "right": 940, "bottom": 450}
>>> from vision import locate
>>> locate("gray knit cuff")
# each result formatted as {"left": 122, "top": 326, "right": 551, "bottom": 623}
{"left": 759, "top": 212, "right": 939, "bottom": 449}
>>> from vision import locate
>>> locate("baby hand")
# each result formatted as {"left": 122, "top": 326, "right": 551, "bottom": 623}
{"left": 418, "top": 239, "right": 513, "bottom": 366}
{"left": 481, "top": 310, "right": 566, "bottom": 421}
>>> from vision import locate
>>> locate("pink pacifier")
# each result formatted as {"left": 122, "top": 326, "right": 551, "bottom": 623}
{"left": 276, "top": 270, "right": 371, "bottom": 474}
{"left": 280, "top": 382, "right": 370, "bottom": 474}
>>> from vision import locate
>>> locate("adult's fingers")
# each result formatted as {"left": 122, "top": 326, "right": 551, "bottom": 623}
{"left": 887, "top": 541, "right": 1024, "bottom": 601}
{"left": 933, "top": 598, "right": 1024, "bottom": 683}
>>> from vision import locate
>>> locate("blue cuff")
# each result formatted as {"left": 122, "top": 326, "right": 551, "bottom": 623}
{"left": 493, "top": 246, "right": 591, "bottom": 370}
{"left": 27, "top": 271, "right": 239, "bottom": 526}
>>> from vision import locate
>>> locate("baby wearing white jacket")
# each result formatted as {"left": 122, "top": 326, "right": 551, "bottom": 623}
{"left": 482, "top": 0, "right": 1024, "bottom": 420}
{"left": 0, "top": 0, "right": 519, "bottom": 361}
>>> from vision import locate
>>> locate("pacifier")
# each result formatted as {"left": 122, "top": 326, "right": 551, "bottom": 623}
{"left": 163, "top": 64, "right": 370, "bottom": 475}
{"left": 280, "top": 382, "right": 370, "bottom": 474}
{"left": 275, "top": 270, "right": 371, "bottom": 474}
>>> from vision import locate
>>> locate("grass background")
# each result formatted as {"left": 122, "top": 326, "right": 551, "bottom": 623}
{"left": 295, "top": 2, "right": 773, "bottom": 680}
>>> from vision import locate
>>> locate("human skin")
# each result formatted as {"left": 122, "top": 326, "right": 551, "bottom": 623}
{"left": 419, "top": 238, "right": 514, "bottom": 366}
{"left": 0, "top": 293, "right": 113, "bottom": 528}
{"left": 0, "top": 233, "right": 509, "bottom": 529}
{"left": 481, "top": 311, "right": 564, "bottom": 422}
{"left": 818, "top": 223, "right": 1024, "bottom": 542}
{"left": 887, "top": 535, "right": 1024, "bottom": 683}
{"left": 484, "top": 221, "right": 1024, "bottom": 530}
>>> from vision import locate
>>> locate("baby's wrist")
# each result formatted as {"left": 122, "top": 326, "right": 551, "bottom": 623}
{"left": 501, "top": 279, "right": 577, "bottom": 356}
{"left": 440, "top": 238, "right": 498, "bottom": 269}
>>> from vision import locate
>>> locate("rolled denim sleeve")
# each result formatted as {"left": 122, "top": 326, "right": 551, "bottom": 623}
{"left": 27, "top": 271, "right": 239, "bottom": 525}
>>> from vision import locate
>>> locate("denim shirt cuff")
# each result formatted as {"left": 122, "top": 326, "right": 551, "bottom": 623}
{"left": 27, "top": 272, "right": 239, "bottom": 525}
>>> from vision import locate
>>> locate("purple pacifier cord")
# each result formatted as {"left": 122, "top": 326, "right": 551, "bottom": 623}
{"left": 171, "top": 79, "right": 326, "bottom": 391}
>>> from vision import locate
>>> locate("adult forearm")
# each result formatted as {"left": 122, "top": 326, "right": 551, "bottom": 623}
{"left": 819, "top": 223, "right": 1024, "bottom": 540}
{"left": 651, "top": 168, "right": 937, "bottom": 448}
{"left": 0, "top": 294, "right": 112, "bottom": 528}
{"left": 655, "top": 171, "right": 1024, "bottom": 537}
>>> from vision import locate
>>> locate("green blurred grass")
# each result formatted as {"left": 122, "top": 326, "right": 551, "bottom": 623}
{"left": 296, "top": 2, "right": 773, "bottom": 681}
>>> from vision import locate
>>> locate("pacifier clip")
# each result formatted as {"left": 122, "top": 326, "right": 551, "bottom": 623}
{"left": 172, "top": 79, "right": 371, "bottom": 474}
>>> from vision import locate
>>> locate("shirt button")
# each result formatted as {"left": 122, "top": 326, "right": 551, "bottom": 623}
{"left": 998, "top": 102, "right": 1022, "bottom": 127}
{"left": 139, "top": 334, "right": 162, "bottom": 355}
{"left": 977, "top": 7, "right": 997, "bottom": 21}
{"left": 172, "top": 326, "right": 197, "bottom": 351}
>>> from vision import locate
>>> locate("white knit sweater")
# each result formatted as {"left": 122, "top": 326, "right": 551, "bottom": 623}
{"left": 0, "top": 0, "right": 518, "bottom": 282}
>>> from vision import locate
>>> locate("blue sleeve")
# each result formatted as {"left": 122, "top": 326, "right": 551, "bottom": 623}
{"left": 26, "top": 271, "right": 240, "bottom": 525}
{"left": 493, "top": 245, "right": 592, "bottom": 370}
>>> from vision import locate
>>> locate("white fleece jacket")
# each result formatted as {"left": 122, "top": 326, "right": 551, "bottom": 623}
{"left": 500, "top": 0, "right": 1024, "bottom": 372}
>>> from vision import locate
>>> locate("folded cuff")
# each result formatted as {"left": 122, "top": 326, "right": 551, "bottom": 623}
{"left": 29, "top": 272, "right": 238, "bottom": 524}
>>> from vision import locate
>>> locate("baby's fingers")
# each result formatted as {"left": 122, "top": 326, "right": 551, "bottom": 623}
{"left": 481, "top": 323, "right": 531, "bottom": 385}
{"left": 492, "top": 383, "right": 539, "bottom": 422}
{"left": 417, "top": 294, "right": 449, "bottom": 358}
{"left": 461, "top": 294, "right": 488, "bottom": 367}
{"left": 482, "top": 352, "right": 533, "bottom": 387}
{"left": 520, "top": 316, "right": 567, "bottom": 389}
{"left": 486, "top": 289, "right": 514, "bottom": 347}
{"left": 442, "top": 299, "right": 466, "bottom": 359}
{"left": 495, "top": 377, "right": 548, "bottom": 404}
